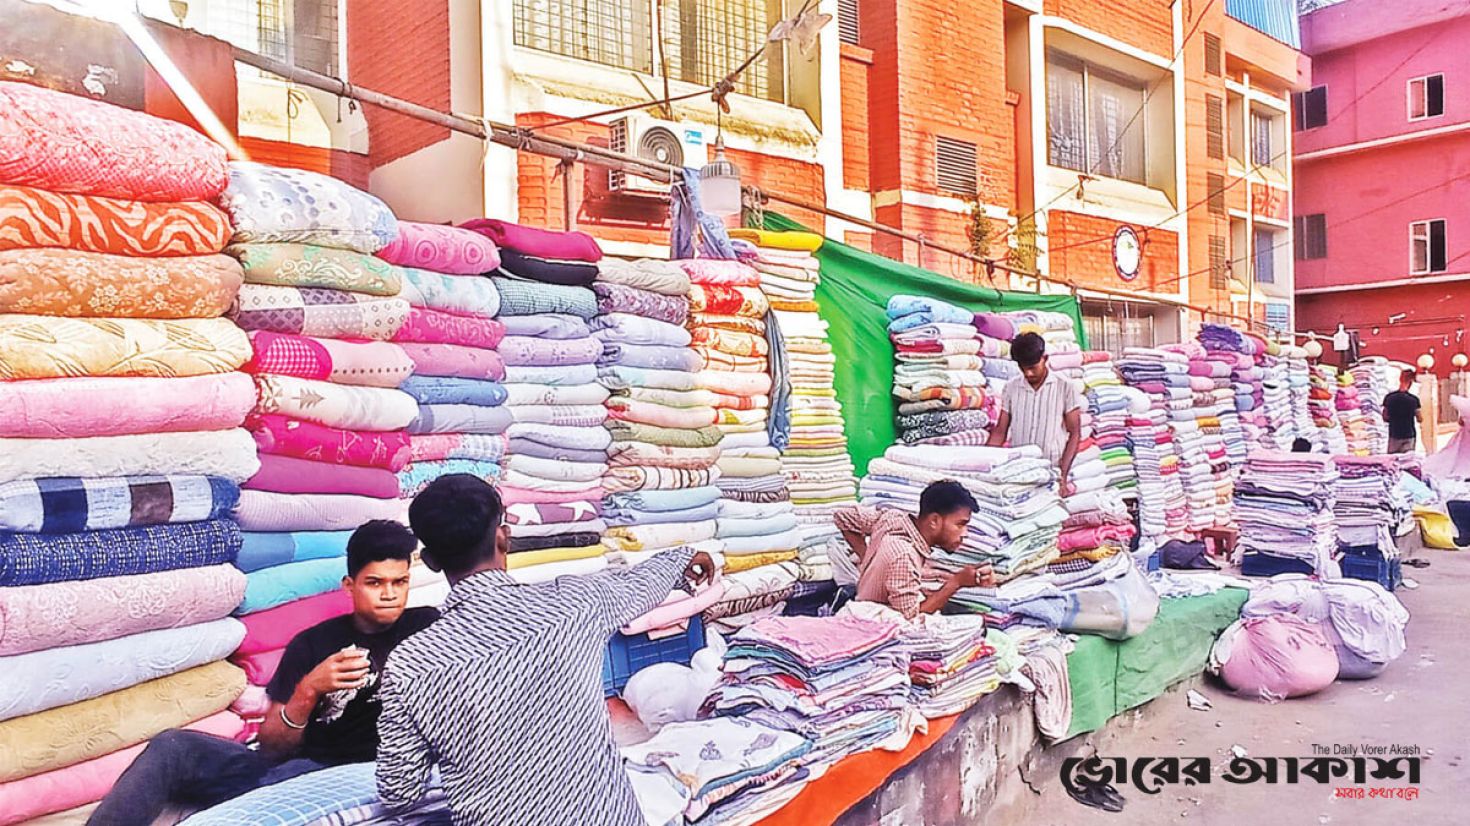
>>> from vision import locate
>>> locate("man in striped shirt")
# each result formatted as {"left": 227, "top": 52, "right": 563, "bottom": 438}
{"left": 988, "top": 332, "right": 1083, "bottom": 496}
{"left": 375, "top": 474, "right": 714, "bottom": 826}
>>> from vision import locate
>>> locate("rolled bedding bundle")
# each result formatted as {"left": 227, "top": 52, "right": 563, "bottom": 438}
{"left": 0, "top": 248, "right": 243, "bottom": 317}
{"left": 244, "top": 330, "right": 414, "bottom": 388}
{"left": 0, "top": 429, "right": 259, "bottom": 486}
{"left": 0, "top": 519, "right": 242, "bottom": 587}
{"left": 0, "top": 315, "right": 250, "bottom": 380}
{"left": 0, "top": 372, "right": 255, "bottom": 439}
{"left": 220, "top": 161, "right": 397, "bottom": 254}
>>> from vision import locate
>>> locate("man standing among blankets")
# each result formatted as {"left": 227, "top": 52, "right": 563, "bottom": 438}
{"left": 89, "top": 522, "right": 437, "bottom": 824}
{"left": 832, "top": 480, "right": 994, "bottom": 619}
{"left": 1383, "top": 369, "right": 1423, "bottom": 454}
{"left": 987, "top": 332, "right": 1084, "bottom": 496}
{"left": 375, "top": 474, "right": 715, "bottom": 825}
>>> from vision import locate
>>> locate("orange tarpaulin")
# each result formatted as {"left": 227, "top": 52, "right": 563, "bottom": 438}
{"left": 756, "top": 713, "right": 963, "bottom": 825}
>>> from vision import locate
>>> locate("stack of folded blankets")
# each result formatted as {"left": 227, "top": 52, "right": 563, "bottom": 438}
{"left": 224, "top": 162, "right": 418, "bottom": 706}
{"left": 1051, "top": 486, "right": 1137, "bottom": 587}
{"left": 861, "top": 445, "right": 1064, "bottom": 585}
{"left": 1079, "top": 352, "right": 1138, "bottom": 497}
{"left": 1351, "top": 358, "right": 1391, "bottom": 454}
{"left": 1236, "top": 451, "right": 1340, "bottom": 577}
{"left": 1333, "top": 456, "right": 1408, "bottom": 559}
{"left": 0, "top": 82, "right": 251, "bottom": 823}
{"left": 682, "top": 259, "right": 805, "bottom": 632}
{"left": 1167, "top": 342, "right": 1234, "bottom": 530}
{"left": 902, "top": 614, "right": 1015, "bottom": 717}
{"left": 1198, "top": 323, "right": 1266, "bottom": 460}
{"left": 1285, "top": 345, "right": 1316, "bottom": 446}
{"left": 590, "top": 257, "right": 727, "bottom": 626}
{"left": 1309, "top": 362, "right": 1350, "bottom": 455}
{"left": 704, "top": 614, "right": 919, "bottom": 772}
{"left": 891, "top": 296, "right": 997, "bottom": 446}
{"left": 1337, "top": 370, "right": 1373, "bottom": 455}
{"left": 461, "top": 219, "right": 608, "bottom": 584}
{"left": 1117, "top": 349, "right": 1192, "bottom": 539}
{"left": 732, "top": 229, "right": 856, "bottom": 582}
{"left": 1259, "top": 342, "right": 1298, "bottom": 450}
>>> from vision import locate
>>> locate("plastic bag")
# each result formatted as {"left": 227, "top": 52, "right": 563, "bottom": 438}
{"left": 623, "top": 628, "right": 727, "bottom": 732}
{"left": 1057, "top": 562, "right": 1160, "bottom": 640}
{"left": 1415, "top": 507, "right": 1457, "bottom": 549}
{"left": 1242, "top": 575, "right": 1409, "bottom": 679}
{"left": 1211, "top": 615, "right": 1339, "bottom": 700}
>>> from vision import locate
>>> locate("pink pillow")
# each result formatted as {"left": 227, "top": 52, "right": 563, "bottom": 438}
{"left": 378, "top": 221, "right": 501, "bottom": 274}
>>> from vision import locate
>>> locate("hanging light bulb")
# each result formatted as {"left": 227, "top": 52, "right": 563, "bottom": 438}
{"left": 1453, "top": 353, "right": 1468, "bottom": 369}
{"left": 701, "top": 135, "right": 742, "bottom": 217}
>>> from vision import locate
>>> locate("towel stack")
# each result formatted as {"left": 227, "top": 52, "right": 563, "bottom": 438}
{"left": 892, "top": 297, "right": 998, "bottom": 446}
{"left": 1198, "top": 323, "right": 1266, "bottom": 458}
{"left": 1337, "top": 371, "right": 1372, "bottom": 454}
{"left": 732, "top": 229, "right": 856, "bottom": 585}
{"left": 1310, "top": 363, "right": 1351, "bottom": 455}
{"left": 1002, "top": 309, "right": 1082, "bottom": 356}
{"left": 675, "top": 259, "right": 803, "bottom": 632}
{"left": 461, "top": 220, "right": 608, "bottom": 584}
{"left": 1351, "top": 358, "right": 1391, "bottom": 454}
{"left": 1236, "top": 451, "right": 1340, "bottom": 577}
{"left": 1079, "top": 353, "right": 1138, "bottom": 498}
{"left": 0, "top": 82, "right": 250, "bottom": 822}
{"left": 1051, "top": 486, "right": 1136, "bottom": 585}
{"left": 1117, "top": 348, "right": 1192, "bottom": 540}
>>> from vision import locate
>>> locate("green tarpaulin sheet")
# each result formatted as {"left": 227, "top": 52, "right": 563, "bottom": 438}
{"left": 761, "top": 213, "right": 1086, "bottom": 475}
{"left": 1065, "top": 588, "right": 1248, "bottom": 739}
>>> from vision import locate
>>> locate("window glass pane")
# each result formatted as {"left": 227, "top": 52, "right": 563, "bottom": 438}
{"left": 1087, "top": 72, "right": 1145, "bottom": 183}
{"left": 1251, "top": 112, "right": 1273, "bottom": 167}
{"left": 1047, "top": 58, "right": 1086, "bottom": 172}
{"left": 1431, "top": 220, "right": 1447, "bottom": 271}
{"left": 1409, "top": 78, "right": 1427, "bottom": 118}
{"left": 514, "top": 0, "right": 653, "bottom": 73}
{"left": 1412, "top": 223, "right": 1429, "bottom": 273}
{"left": 677, "top": 0, "right": 784, "bottom": 103}
{"left": 1427, "top": 75, "right": 1445, "bottom": 116}
{"left": 1254, "top": 228, "right": 1275, "bottom": 283}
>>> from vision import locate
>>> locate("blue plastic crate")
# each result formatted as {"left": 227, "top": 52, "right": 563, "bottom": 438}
{"left": 603, "top": 616, "right": 705, "bottom": 697}
{"left": 1240, "top": 553, "right": 1315, "bottom": 578}
{"left": 1340, "top": 554, "right": 1401, "bottom": 591}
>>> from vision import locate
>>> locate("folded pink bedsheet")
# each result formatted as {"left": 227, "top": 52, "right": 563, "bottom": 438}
{"left": 398, "top": 341, "right": 506, "bottom": 381}
{"left": 244, "top": 454, "right": 401, "bottom": 499}
{"left": 0, "top": 372, "right": 254, "bottom": 438}
{"left": 244, "top": 331, "right": 414, "bottom": 388}
{"left": 249, "top": 414, "right": 412, "bottom": 471}
{"left": 233, "top": 490, "right": 406, "bottom": 532}
{"left": 231, "top": 647, "right": 285, "bottom": 687}
{"left": 392, "top": 308, "right": 505, "bottom": 349}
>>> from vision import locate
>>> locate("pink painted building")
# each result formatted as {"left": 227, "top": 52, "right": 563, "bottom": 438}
{"left": 1293, "top": 0, "right": 1470, "bottom": 374}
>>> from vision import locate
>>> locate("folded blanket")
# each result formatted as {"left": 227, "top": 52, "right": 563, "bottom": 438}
{"left": 603, "top": 521, "right": 717, "bottom": 551}
{"left": 719, "top": 528, "right": 806, "bottom": 555}
{"left": 619, "top": 386, "right": 717, "bottom": 409}
{"left": 597, "top": 258, "right": 690, "bottom": 295}
{"left": 0, "top": 80, "right": 219, "bottom": 194}
{"left": 507, "top": 422, "right": 613, "bottom": 450}
{"left": 222, "top": 161, "right": 397, "bottom": 253}
{"left": 504, "top": 365, "right": 598, "bottom": 387}
{"left": 598, "top": 365, "right": 701, "bottom": 392}
{"left": 397, "top": 459, "right": 500, "bottom": 498}
{"left": 607, "top": 502, "right": 719, "bottom": 526}
{"left": 689, "top": 313, "right": 766, "bottom": 336}
{"left": 399, "top": 375, "right": 506, "bottom": 406}
{"left": 0, "top": 315, "right": 249, "bottom": 380}
{"left": 505, "top": 543, "right": 605, "bottom": 569}
{"left": 249, "top": 414, "right": 412, "bottom": 471}
{"left": 236, "top": 590, "right": 351, "bottom": 657}
{"left": 230, "top": 284, "right": 410, "bottom": 341}
{"left": 378, "top": 220, "right": 501, "bottom": 274}
{"left": 717, "top": 513, "right": 799, "bottom": 539}
{"left": 508, "top": 404, "right": 607, "bottom": 427}
{"left": 498, "top": 335, "right": 602, "bottom": 367}
{"left": 608, "top": 397, "right": 716, "bottom": 429}
{"left": 232, "top": 647, "right": 283, "bottom": 686}
{"left": 500, "top": 313, "right": 590, "bottom": 340}
{"left": 408, "top": 433, "right": 508, "bottom": 463}
{"left": 0, "top": 564, "right": 244, "bottom": 657}
{"left": 728, "top": 228, "right": 823, "bottom": 252}
{"left": 498, "top": 248, "right": 600, "bottom": 286}
{"left": 0, "top": 520, "right": 242, "bottom": 587}
{"left": 690, "top": 327, "right": 768, "bottom": 357}
{"left": 0, "top": 248, "right": 241, "bottom": 318}
{"left": 591, "top": 313, "right": 692, "bottom": 347}
{"left": 606, "top": 420, "right": 724, "bottom": 448}
{"left": 505, "top": 455, "right": 606, "bottom": 483}
{"left": 508, "top": 532, "right": 604, "bottom": 553}
{"left": 0, "top": 660, "right": 245, "bottom": 784}
{"left": 679, "top": 259, "right": 761, "bottom": 286}
{"left": 462, "top": 218, "right": 602, "bottom": 261}
{"left": 237, "top": 557, "right": 347, "bottom": 615}
{"left": 604, "top": 466, "right": 718, "bottom": 493}
{"left": 398, "top": 267, "right": 501, "bottom": 318}
{"left": 244, "top": 331, "right": 413, "bottom": 388}
{"left": 254, "top": 374, "right": 418, "bottom": 432}
{"left": 234, "top": 490, "right": 405, "bottom": 532}
{"left": 593, "top": 282, "right": 688, "bottom": 325}
{"left": 608, "top": 442, "right": 722, "bottom": 469}
{"left": 228, "top": 242, "right": 403, "bottom": 295}
{"left": 696, "top": 370, "right": 774, "bottom": 397}
{"left": 0, "top": 475, "right": 239, "bottom": 534}
{"left": 0, "top": 618, "right": 245, "bottom": 722}
{"left": 689, "top": 284, "right": 770, "bottom": 317}
{"left": 0, "top": 429, "right": 259, "bottom": 486}
{"left": 503, "top": 383, "right": 609, "bottom": 407}
{"left": 245, "top": 454, "right": 401, "bottom": 499}
{"left": 236, "top": 531, "right": 352, "bottom": 573}
{"left": 600, "top": 342, "right": 704, "bottom": 372}
{"left": 0, "top": 372, "right": 254, "bottom": 438}
{"left": 390, "top": 308, "right": 505, "bottom": 350}
{"left": 492, "top": 277, "right": 597, "bottom": 318}
{"left": 408, "top": 403, "right": 513, "bottom": 435}
{"left": 606, "top": 486, "right": 722, "bottom": 513}
{"left": 0, "top": 181, "right": 212, "bottom": 258}
{"left": 399, "top": 341, "right": 506, "bottom": 380}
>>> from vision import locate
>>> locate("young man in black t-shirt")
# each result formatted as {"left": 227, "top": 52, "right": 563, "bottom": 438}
{"left": 1383, "top": 369, "right": 1424, "bottom": 454}
{"left": 89, "top": 521, "right": 439, "bottom": 825}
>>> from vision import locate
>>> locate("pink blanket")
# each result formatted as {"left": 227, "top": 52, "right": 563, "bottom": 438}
{"left": 398, "top": 341, "right": 506, "bottom": 381}
{"left": 622, "top": 580, "right": 727, "bottom": 635}
{"left": 245, "top": 331, "right": 414, "bottom": 388}
{"left": 0, "top": 564, "right": 245, "bottom": 657}
{"left": 460, "top": 219, "right": 602, "bottom": 262}
{"left": 0, "top": 82, "right": 229, "bottom": 202}
{"left": 378, "top": 221, "right": 501, "bottom": 274}
{"left": 249, "top": 414, "right": 412, "bottom": 471}
{"left": 0, "top": 710, "right": 243, "bottom": 825}
{"left": 245, "top": 454, "right": 401, "bottom": 499}
{"left": 393, "top": 308, "right": 506, "bottom": 349}
{"left": 236, "top": 590, "right": 352, "bottom": 656}
{"left": 678, "top": 259, "right": 761, "bottom": 286}
{"left": 231, "top": 647, "right": 285, "bottom": 686}
{"left": 0, "top": 372, "right": 254, "bottom": 438}
{"left": 234, "top": 490, "right": 406, "bottom": 532}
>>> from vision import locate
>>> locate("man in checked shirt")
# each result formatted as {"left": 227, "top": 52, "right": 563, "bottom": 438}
{"left": 375, "top": 474, "right": 714, "bottom": 826}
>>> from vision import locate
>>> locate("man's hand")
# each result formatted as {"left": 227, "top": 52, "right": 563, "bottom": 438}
{"left": 1059, "top": 479, "right": 1076, "bottom": 498}
{"left": 683, "top": 551, "right": 716, "bottom": 588}
{"left": 949, "top": 564, "right": 995, "bottom": 589}
{"left": 299, "top": 650, "right": 371, "bottom": 699}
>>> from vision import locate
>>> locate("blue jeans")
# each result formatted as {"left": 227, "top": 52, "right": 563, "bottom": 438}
{"left": 87, "top": 730, "right": 330, "bottom": 825}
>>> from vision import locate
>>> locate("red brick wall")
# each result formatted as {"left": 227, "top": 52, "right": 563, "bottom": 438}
{"left": 347, "top": 0, "right": 451, "bottom": 168}
{"left": 239, "top": 137, "right": 371, "bottom": 190}
{"left": 1047, "top": 210, "right": 1178, "bottom": 292}
{"left": 840, "top": 44, "right": 873, "bottom": 192}
{"left": 1045, "top": 0, "right": 1172, "bottom": 57}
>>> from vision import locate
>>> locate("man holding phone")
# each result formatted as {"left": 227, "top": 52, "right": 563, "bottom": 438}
{"left": 90, "top": 520, "right": 439, "bottom": 825}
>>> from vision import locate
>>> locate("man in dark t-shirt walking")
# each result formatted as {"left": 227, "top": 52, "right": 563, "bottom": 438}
{"left": 1383, "top": 369, "right": 1423, "bottom": 454}
{"left": 90, "top": 521, "right": 438, "bottom": 825}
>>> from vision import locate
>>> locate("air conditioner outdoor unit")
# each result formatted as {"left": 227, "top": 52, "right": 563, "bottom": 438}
{"left": 608, "top": 113, "right": 708, "bottom": 194}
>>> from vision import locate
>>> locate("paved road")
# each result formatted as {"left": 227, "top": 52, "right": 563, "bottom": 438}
{"left": 1027, "top": 542, "right": 1469, "bottom": 825}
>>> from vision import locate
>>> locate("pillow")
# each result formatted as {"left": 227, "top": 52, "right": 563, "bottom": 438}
{"left": 0, "top": 248, "right": 241, "bottom": 318}
{"left": 0, "top": 315, "right": 251, "bottom": 380}
{"left": 230, "top": 284, "right": 409, "bottom": 341}
{"left": 0, "top": 185, "right": 230, "bottom": 256}
{"left": 229, "top": 243, "right": 404, "bottom": 295}
{"left": 0, "top": 81, "right": 229, "bottom": 201}
{"left": 378, "top": 220, "right": 500, "bottom": 274}
{"left": 221, "top": 162, "right": 398, "bottom": 254}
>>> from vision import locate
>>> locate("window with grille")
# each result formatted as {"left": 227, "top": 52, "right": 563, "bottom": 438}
{"left": 1264, "top": 302, "right": 1290, "bottom": 332}
{"left": 161, "top": 1, "right": 339, "bottom": 77}
{"left": 1209, "top": 235, "right": 1228, "bottom": 289}
{"left": 1046, "top": 51, "right": 1147, "bottom": 185}
{"left": 1411, "top": 219, "right": 1447, "bottom": 274}
{"left": 1250, "top": 110, "right": 1276, "bottom": 168}
{"left": 1204, "top": 33, "right": 1222, "bottom": 76}
{"left": 838, "top": 0, "right": 860, "bottom": 45}
{"left": 513, "top": 0, "right": 653, "bottom": 73}
{"left": 1293, "top": 86, "right": 1327, "bottom": 130}
{"left": 1408, "top": 74, "right": 1445, "bottom": 120}
{"left": 1082, "top": 305, "right": 1156, "bottom": 358}
{"left": 674, "top": 0, "right": 784, "bottom": 103}
{"left": 1253, "top": 227, "right": 1276, "bottom": 284}
{"left": 1206, "top": 94, "right": 1224, "bottom": 160}
{"left": 1207, "top": 172, "right": 1225, "bottom": 215}
{"left": 935, "top": 136, "right": 978, "bottom": 196}
{"left": 1294, "top": 213, "right": 1327, "bottom": 260}
{"left": 257, "top": 0, "right": 288, "bottom": 61}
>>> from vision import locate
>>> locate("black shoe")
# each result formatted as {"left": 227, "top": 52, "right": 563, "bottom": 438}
{"left": 1066, "top": 779, "right": 1126, "bottom": 813}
